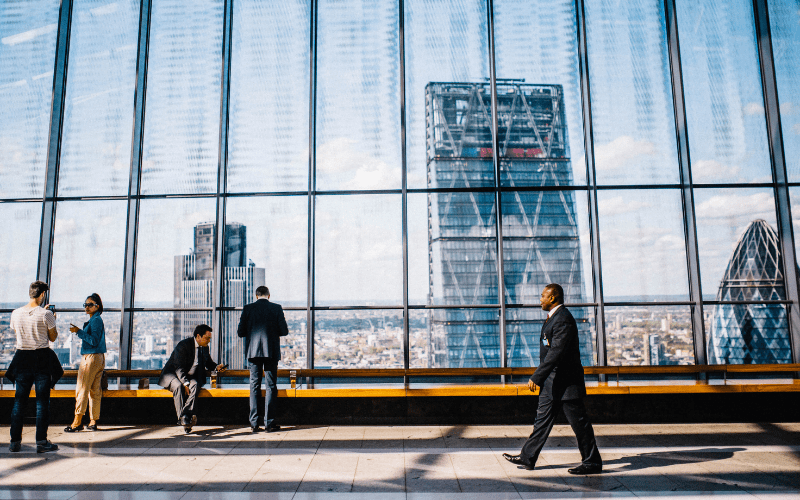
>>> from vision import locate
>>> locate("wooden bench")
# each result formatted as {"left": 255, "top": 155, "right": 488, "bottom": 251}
{"left": 1, "top": 364, "right": 798, "bottom": 398}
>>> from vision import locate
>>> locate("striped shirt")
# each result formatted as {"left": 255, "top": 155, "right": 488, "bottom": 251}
{"left": 10, "top": 305, "right": 56, "bottom": 350}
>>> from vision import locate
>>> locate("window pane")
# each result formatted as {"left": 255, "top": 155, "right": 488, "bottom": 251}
{"left": 585, "top": 0, "right": 679, "bottom": 184}
{"left": 502, "top": 190, "right": 592, "bottom": 305}
{"left": 597, "top": 190, "right": 689, "bottom": 301}
{"left": 410, "top": 307, "right": 503, "bottom": 369}
{"left": 315, "top": 195, "right": 402, "bottom": 306}
{"left": 134, "top": 198, "right": 217, "bottom": 309}
{"left": 140, "top": 0, "right": 223, "bottom": 195}
{"left": 694, "top": 188, "right": 780, "bottom": 298}
{"left": 54, "top": 311, "right": 120, "bottom": 369}
{"left": 49, "top": 200, "right": 127, "bottom": 306}
{"left": 227, "top": 0, "right": 310, "bottom": 193}
{"left": 676, "top": 0, "right": 772, "bottom": 183}
{"left": 314, "top": 309, "right": 403, "bottom": 369}
{"left": 507, "top": 306, "right": 595, "bottom": 367}
{"left": 223, "top": 196, "right": 307, "bottom": 307}
{"left": 605, "top": 306, "right": 694, "bottom": 366}
{"left": 0, "top": 0, "right": 60, "bottom": 198}
{"left": 221, "top": 309, "right": 306, "bottom": 370}
{"left": 706, "top": 303, "right": 790, "bottom": 365}
{"left": 494, "top": 0, "right": 586, "bottom": 186}
{"left": 405, "top": 0, "right": 490, "bottom": 190}
{"left": 0, "top": 203, "right": 40, "bottom": 306}
{"left": 409, "top": 192, "right": 498, "bottom": 306}
{"left": 131, "top": 311, "right": 207, "bottom": 369}
{"left": 1, "top": 314, "right": 15, "bottom": 369}
{"left": 768, "top": 0, "right": 800, "bottom": 182}
{"left": 58, "top": 0, "right": 139, "bottom": 197}
{"left": 315, "top": 0, "right": 400, "bottom": 191}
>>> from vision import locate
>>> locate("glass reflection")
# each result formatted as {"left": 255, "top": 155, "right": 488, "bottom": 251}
{"left": 49, "top": 200, "right": 127, "bottom": 306}
{"left": 410, "top": 308, "right": 503, "bottom": 369}
{"left": 597, "top": 190, "right": 689, "bottom": 301}
{"left": 131, "top": 311, "right": 210, "bottom": 370}
{"left": 54, "top": 311, "right": 120, "bottom": 369}
{"left": 1, "top": 313, "right": 15, "bottom": 369}
{"left": 314, "top": 309, "right": 403, "bottom": 369}
{"left": 0, "top": 203, "right": 40, "bottom": 306}
{"left": 315, "top": 195, "right": 402, "bottom": 306}
{"left": 140, "top": 0, "right": 223, "bottom": 195}
{"left": 767, "top": 0, "right": 800, "bottom": 182}
{"left": 227, "top": 0, "right": 310, "bottom": 193}
{"left": 409, "top": 192, "right": 498, "bottom": 308}
{"left": 605, "top": 306, "right": 694, "bottom": 366}
{"left": 404, "top": 0, "right": 490, "bottom": 190}
{"left": 0, "top": 0, "right": 60, "bottom": 198}
{"left": 584, "top": 0, "right": 679, "bottom": 184}
{"left": 676, "top": 0, "right": 772, "bottom": 183}
{"left": 506, "top": 306, "right": 595, "bottom": 367}
{"left": 315, "top": 0, "right": 401, "bottom": 191}
{"left": 58, "top": 0, "right": 138, "bottom": 197}
{"left": 494, "top": 0, "right": 586, "bottom": 186}
{"left": 221, "top": 310, "right": 306, "bottom": 370}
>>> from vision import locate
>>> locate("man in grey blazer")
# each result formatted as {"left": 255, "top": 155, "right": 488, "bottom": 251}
{"left": 237, "top": 286, "right": 289, "bottom": 432}
{"left": 503, "top": 283, "right": 602, "bottom": 474}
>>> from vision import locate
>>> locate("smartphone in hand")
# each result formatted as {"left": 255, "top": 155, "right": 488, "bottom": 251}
{"left": 47, "top": 305, "right": 56, "bottom": 313}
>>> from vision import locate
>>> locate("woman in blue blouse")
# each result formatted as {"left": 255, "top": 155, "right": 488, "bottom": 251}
{"left": 64, "top": 293, "right": 107, "bottom": 432}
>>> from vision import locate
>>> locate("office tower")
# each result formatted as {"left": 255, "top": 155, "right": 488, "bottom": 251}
{"left": 425, "top": 81, "right": 591, "bottom": 368}
{"left": 174, "top": 222, "right": 264, "bottom": 368}
{"left": 708, "top": 220, "right": 792, "bottom": 364}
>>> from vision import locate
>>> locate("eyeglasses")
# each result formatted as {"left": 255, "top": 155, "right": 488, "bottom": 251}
{"left": 83, "top": 303, "right": 97, "bottom": 308}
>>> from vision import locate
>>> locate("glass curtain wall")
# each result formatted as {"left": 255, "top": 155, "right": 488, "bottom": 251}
{"left": 2, "top": 0, "right": 799, "bottom": 372}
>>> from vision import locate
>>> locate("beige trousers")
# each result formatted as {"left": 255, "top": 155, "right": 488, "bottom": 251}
{"left": 75, "top": 353, "right": 105, "bottom": 419}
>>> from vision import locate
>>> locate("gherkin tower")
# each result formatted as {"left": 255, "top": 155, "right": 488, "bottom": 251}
{"left": 708, "top": 220, "right": 792, "bottom": 364}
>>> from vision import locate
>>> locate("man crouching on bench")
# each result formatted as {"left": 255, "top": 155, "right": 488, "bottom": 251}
{"left": 159, "top": 324, "right": 226, "bottom": 433}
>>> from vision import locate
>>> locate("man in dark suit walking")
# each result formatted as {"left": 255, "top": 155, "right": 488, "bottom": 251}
{"left": 503, "top": 283, "right": 602, "bottom": 474}
{"left": 159, "top": 324, "right": 226, "bottom": 433}
{"left": 237, "top": 286, "right": 289, "bottom": 432}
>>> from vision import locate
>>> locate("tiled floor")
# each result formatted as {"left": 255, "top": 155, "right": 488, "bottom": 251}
{"left": 0, "top": 423, "right": 798, "bottom": 499}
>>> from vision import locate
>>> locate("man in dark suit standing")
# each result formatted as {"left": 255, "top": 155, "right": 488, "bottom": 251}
{"left": 237, "top": 286, "right": 289, "bottom": 433}
{"left": 503, "top": 283, "right": 602, "bottom": 474}
{"left": 159, "top": 324, "right": 226, "bottom": 433}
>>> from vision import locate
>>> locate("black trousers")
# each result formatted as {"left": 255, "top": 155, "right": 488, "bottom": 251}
{"left": 248, "top": 357, "right": 278, "bottom": 428}
{"left": 162, "top": 373, "right": 200, "bottom": 424}
{"left": 520, "top": 392, "right": 602, "bottom": 468}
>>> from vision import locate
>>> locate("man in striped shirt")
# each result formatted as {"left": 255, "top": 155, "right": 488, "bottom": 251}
{"left": 8, "top": 281, "right": 59, "bottom": 453}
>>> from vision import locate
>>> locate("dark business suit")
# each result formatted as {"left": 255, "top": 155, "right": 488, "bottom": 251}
{"left": 159, "top": 337, "right": 217, "bottom": 424}
{"left": 237, "top": 298, "right": 289, "bottom": 428}
{"left": 519, "top": 305, "right": 602, "bottom": 468}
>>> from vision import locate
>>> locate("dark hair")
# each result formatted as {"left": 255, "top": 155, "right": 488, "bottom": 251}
{"left": 545, "top": 283, "right": 564, "bottom": 304}
{"left": 255, "top": 286, "right": 270, "bottom": 298}
{"left": 86, "top": 293, "right": 103, "bottom": 314}
{"left": 29, "top": 281, "right": 49, "bottom": 299}
{"left": 193, "top": 324, "right": 212, "bottom": 338}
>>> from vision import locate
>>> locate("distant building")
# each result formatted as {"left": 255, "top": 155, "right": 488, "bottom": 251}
{"left": 174, "top": 222, "right": 264, "bottom": 368}
{"left": 425, "top": 81, "right": 592, "bottom": 368}
{"left": 708, "top": 220, "right": 792, "bottom": 364}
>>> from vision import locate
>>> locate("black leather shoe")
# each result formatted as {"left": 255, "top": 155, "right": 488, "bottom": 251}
{"left": 502, "top": 453, "right": 533, "bottom": 470}
{"left": 183, "top": 415, "right": 197, "bottom": 434}
{"left": 568, "top": 463, "right": 602, "bottom": 475}
{"left": 265, "top": 424, "right": 281, "bottom": 433}
{"left": 86, "top": 424, "right": 98, "bottom": 431}
{"left": 251, "top": 426, "right": 261, "bottom": 433}
{"left": 64, "top": 425, "right": 83, "bottom": 433}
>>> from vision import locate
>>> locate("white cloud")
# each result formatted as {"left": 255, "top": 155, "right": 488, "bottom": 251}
{"left": 780, "top": 101, "right": 797, "bottom": 115}
{"left": 598, "top": 195, "right": 650, "bottom": 216}
{"left": 695, "top": 191, "right": 775, "bottom": 221}
{"left": 316, "top": 137, "right": 400, "bottom": 190}
{"left": 54, "top": 218, "right": 79, "bottom": 237}
{"left": 692, "top": 159, "right": 740, "bottom": 182}
{"left": 593, "top": 136, "right": 657, "bottom": 172}
{"left": 1, "top": 24, "right": 57, "bottom": 46}
{"left": 744, "top": 102, "right": 765, "bottom": 116}
{"left": 793, "top": 123, "right": 800, "bottom": 135}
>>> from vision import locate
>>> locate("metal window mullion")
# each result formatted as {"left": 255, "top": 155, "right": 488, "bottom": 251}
{"left": 664, "top": 0, "right": 706, "bottom": 365}
{"left": 37, "top": 0, "right": 73, "bottom": 287}
{"left": 487, "top": 0, "right": 507, "bottom": 369}
{"left": 212, "top": 0, "right": 235, "bottom": 363}
{"left": 575, "top": 0, "right": 606, "bottom": 367}
{"left": 120, "top": 0, "right": 152, "bottom": 370}
{"left": 307, "top": 0, "right": 318, "bottom": 371}
{"left": 399, "top": 0, "right": 410, "bottom": 373}
{"left": 752, "top": 0, "right": 800, "bottom": 364}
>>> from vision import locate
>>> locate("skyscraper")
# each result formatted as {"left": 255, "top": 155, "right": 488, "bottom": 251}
{"left": 708, "top": 219, "right": 792, "bottom": 364}
{"left": 425, "top": 81, "right": 592, "bottom": 368}
{"left": 174, "top": 222, "right": 264, "bottom": 368}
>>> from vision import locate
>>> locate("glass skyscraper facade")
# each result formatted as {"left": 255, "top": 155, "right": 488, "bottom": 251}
{"left": 1, "top": 0, "right": 799, "bottom": 373}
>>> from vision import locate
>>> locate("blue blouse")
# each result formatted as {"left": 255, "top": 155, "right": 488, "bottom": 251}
{"left": 75, "top": 312, "right": 107, "bottom": 355}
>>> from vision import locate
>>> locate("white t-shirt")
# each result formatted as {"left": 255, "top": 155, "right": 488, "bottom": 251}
{"left": 10, "top": 305, "right": 56, "bottom": 350}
